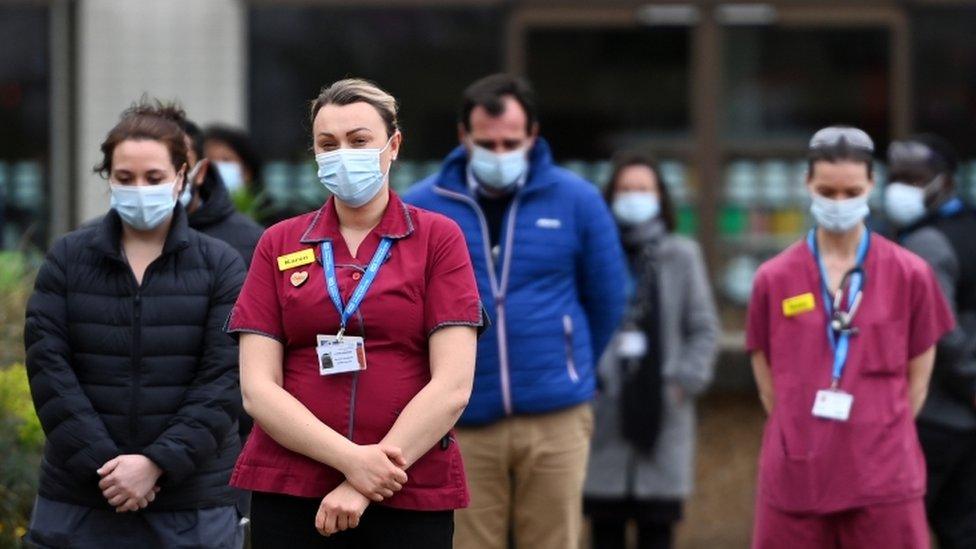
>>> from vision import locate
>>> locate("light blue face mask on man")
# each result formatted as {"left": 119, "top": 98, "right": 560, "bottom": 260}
{"left": 315, "top": 136, "right": 394, "bottom": 208}
{"left": 110, "top": 180, "right": 179, "bottom": 231}
{"left": 810, "top": 193, "right": 870, "bottom": 233}
{"left": 469, "top": 144, "right": 529, "bottom": 191}
{"left": 215, "top": 161, "right": 244, "bottom": 194}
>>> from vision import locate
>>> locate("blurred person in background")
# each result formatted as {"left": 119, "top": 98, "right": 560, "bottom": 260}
{"left": 227, "top": 78, "right": 482, "bottom": 548}
{"left": 746, "top": 126, "right": 954, "bottom": 548}
{"left": 203, "top": 124, "right": 263, "bottom": 196}
{"left": 885, "top": 134, "right": 976, "bottom": 548}
{"left": 181, "top": 120, "right": 264, "bottom": 268}
{"left": 403, "top": 73, "right": 627, "bottom": 549}
{"left": 584, "top": 153, "right": 720, "bottom": 549}
{"left": 24, "top": 101, "right": 246, "bottom": 548}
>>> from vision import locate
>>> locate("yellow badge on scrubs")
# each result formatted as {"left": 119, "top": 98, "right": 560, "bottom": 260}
{"left": 277, "top": 249, "right": 316, "bottom": 271}
{"left": 782, "top": 292, "right": 816, "bottom": 317}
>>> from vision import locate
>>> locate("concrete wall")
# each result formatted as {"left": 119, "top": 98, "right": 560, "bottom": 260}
{"left": 75, "top": 0, "right": 246, "bottom": 223}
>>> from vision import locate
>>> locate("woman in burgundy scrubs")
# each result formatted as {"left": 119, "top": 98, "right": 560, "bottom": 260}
{"left": 747, "top": 126, "right": 954, "bottom": 548}
{"left": 226, "top": 79, "right": 483, "bottom": 548}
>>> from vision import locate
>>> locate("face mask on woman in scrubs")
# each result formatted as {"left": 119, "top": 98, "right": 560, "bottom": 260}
{"left": 806, "top": 126, "right": 875, "bottom": 234}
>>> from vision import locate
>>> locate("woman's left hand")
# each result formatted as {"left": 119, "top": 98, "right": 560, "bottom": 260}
{"left": 316, "top": 481, "right": 370, "bottom": 536}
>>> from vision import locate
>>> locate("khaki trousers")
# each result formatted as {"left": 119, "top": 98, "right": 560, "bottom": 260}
{"left": 455, "top": 403, "right": 594, "bottom": 549}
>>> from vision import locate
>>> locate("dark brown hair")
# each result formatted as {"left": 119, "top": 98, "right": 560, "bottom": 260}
{"left": 94, "top": 99, "right": 188, "bottom": 178}
{"left": 603, "top": 152, "right": 677, "bottom": 232}
{"left": 310, "top": 78, "right": 399, "bottom": 138}
{"left": 459, "top": 73, "right": 538, "bottom": 134}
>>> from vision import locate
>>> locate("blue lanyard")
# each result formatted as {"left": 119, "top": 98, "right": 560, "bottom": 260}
{"left": 806, "top": 228, "right": 870, "bottom": 387}
{"left": 321, "top": 237, "right": 393, "bottom": 339}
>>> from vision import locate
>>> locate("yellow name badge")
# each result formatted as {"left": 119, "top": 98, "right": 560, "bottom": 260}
{"left": 782, "top": 292, "right": 816, "bottom": 317}
{"left": 277, "top": 249, "right": 316, "bottom": 271}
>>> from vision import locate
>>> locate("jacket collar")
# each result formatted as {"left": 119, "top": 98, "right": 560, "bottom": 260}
{"left": 89, "top": 205, "right": 192, "bottom": 260}
{"left": 187, "top": 167, "right": 237, "bottom": 229}
{"left": 433, "top": 137, "right": 558, "bottom": 196}
{"left": 897, "top": 194, "right": 969, "bottom": 237}
{"left": 299, "top": 190, "right": 415, "bottom": 244}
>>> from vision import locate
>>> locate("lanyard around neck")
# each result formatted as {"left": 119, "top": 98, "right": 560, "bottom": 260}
{"left": 321, "top": 237, "right": 393, "bottom": 340}
{"left": 806, "top": 227, "right": 870, "bottom": 387}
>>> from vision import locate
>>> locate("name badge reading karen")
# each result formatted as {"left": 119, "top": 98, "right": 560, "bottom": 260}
{"left": 277, "top": 249, "right": 316, "bottom": 271}
{"left": 782, "top": 292, "right": 816, "bottom": 317}
{"left": 316, "top": 335, "right": 367, "bottom": 376}
{"left": 811, "top": 389, "right": 853, "bottom": 421}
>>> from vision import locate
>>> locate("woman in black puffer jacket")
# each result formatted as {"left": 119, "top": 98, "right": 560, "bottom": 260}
{"left": 24, "top": 101, "right": 246, "bottom": 548}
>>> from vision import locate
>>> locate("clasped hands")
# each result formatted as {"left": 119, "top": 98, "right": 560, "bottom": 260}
{"left": 316, "top": 443, "right": 408, "bottom": 537}
{"left": 97, "top": 454, "right": 163, "bottom": 513}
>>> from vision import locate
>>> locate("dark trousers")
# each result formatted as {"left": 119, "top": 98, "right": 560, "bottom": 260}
{"left": 250, "top": 492, "right": 453, "bottom": 549}
{"left": 585, "top": 499, "right": 678, "bottom": 549}
{"left": 918, "top": 421, "right": 976, "bottom": 549}
{"left": 25, "top": 496, "right": 242, "bottom": 549}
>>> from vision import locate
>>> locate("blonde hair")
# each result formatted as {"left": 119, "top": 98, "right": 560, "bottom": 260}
{"left": 310, "top": 78, "right": 399, "bottom": 137}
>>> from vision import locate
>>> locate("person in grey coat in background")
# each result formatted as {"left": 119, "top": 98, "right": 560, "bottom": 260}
{"left": 584, "top": 153, "right": 720, "bottom": 549}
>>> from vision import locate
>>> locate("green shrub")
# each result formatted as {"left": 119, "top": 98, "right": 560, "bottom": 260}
{"left": 0, "top": 251, "right": 38, "bottom": 368}
{"left": 0, "top": 363, "right": 43, "bottom": 547}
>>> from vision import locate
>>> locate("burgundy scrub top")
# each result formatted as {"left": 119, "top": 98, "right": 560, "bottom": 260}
{"left": 226, "top": 191, "right": 483, "bottom": 511}
{"left": 746, "top": 232, "right": 954, "bottom": 514}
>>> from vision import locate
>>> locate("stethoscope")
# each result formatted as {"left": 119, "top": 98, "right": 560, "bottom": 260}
{"left": 828, "top": 267, "right": 865, "bottom": 336}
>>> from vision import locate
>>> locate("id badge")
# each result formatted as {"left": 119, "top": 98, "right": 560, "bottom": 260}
{"left": 617, "top": 329, "right": 647, "bottom": 359}
{"left": 316, "top": 335, "right": 367, "bottom": 376}
{"left": 811, "top": 389, "right": 853, "bottom": 421}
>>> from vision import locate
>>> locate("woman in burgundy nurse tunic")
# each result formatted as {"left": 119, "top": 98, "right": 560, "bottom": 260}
{"left": 746, "top": 126, "right": 954, "bottom": 549}
{"left": 226, "top": 79, "right": 483, "bottom": 548}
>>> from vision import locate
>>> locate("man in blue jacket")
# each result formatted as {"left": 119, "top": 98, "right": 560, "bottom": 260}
{"left": 403, "top": 74, "right": 627, "bottom": 549}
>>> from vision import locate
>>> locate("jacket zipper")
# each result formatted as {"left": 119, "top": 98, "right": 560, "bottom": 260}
{"left": 130, "top": 290, "right": 142, "bottom": 442}
{"left": 432, "top": 186, "right": 519, "bottom": 416}
{"left": 562, "top": 314, "right": 580, "bottom": 383}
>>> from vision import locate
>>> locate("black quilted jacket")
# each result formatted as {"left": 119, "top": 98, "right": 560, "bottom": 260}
{"left": 24, "top": 206, "right": 246, "bottom": 511}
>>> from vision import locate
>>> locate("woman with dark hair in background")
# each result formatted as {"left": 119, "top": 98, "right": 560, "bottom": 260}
{"left": 203, "top": 124, "right": 264, "bottom": 196}
{"left": 24, "top": 101, "right": 246, "bottom": 547}
{"left": 584, "top": 153, "right": 720, "bottom": 549}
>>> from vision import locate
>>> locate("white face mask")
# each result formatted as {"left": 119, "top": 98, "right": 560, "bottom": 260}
{"left": 110, "top": 181, "right": 179, "bottom": 231}
{"left": 884, "top": 183, "right": 925, "bottom": 227}
{"left": 612, "top": 192, "right": 660, "bottom": 226}
{"left": 884, "top": 175, "right": 942, "bottom": 227}
{"left": 809, "top": 193, "right": 870, "bottom": 233}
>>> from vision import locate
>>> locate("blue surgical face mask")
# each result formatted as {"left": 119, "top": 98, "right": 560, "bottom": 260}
{"left": 110, "top": 180, "right": 179, "bottom": 231}
{"left": 469, "top": 143, "right": 529, "bottom": 191}
{"left": 810, "top": 192, "right": 870, "bottom": 233}
{"left": 315, "top": 136, "right": 393, "bottom": 208}
{"left": 215, "top": 161, "right": 244, "bottom": 193}
{"left": 612, "top": 192, "right": 660, "bottom": 226}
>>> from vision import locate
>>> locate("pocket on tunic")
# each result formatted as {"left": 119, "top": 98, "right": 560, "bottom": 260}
{"left": 860, "top": 319, "right": 908, "bottom": 376}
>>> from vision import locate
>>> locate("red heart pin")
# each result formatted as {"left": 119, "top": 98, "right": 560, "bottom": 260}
{"left": 290, "top": 271, "right": 309, "bottom": 288}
